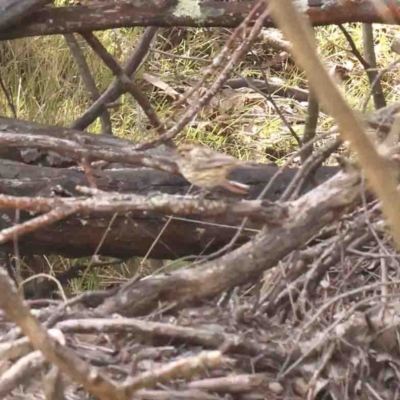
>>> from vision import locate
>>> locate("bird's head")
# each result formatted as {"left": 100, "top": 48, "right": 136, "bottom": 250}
{"left": 176, "top": 143, "right": 198, "bottom": 159}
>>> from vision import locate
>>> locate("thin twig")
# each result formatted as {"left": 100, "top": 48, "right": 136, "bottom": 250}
{"left": 301, "top": 89, "right": 319, "bottom": 163}
{"left": 0, "top": 76, "right": 16, "bottom": 118}
{"left": 64, "top": 33, "right": 112, "bottom": 135}
{"left": 362, "top": 23, "right": 386, "bottom": 109}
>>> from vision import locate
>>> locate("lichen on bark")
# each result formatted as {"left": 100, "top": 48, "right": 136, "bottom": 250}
{"left": 173, "top": 0, "right": 202, "bottom": 19}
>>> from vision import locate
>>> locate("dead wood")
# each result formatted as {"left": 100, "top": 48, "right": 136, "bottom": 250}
{"left": 97, "top": 171, "right": 361, "bottom": 316}
{"left": 0, "top": 158, "right": 337, "bottom": 259}
{"left": 0, "top": 118, "right": 339, "bottom": 259}
{"left": 0, "top": 0, "right": 52, "bottom": 31}
{"left": 0, "top": 1, "right": 399, "bottom": 41}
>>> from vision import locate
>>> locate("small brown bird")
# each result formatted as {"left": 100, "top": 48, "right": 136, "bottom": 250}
{"left": 175, "top": 144, "right": 250, "bottom": 195}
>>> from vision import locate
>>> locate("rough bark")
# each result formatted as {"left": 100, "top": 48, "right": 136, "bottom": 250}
{"left": 0, "top": 0, "right": 399, "bottom": 41}
{"left": 0, "top": 0, "right": 52, "bottom": 31}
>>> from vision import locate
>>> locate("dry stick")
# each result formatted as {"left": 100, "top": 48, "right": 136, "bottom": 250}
{"left": 295, "top": 118, "right": 397, "bottom": 205}
{"left": 0, "top": 130, "right": 177, "bottom": 173}
{"left": 301, "top": 89, "right": 319, "bottom": 163}
{"left": 72, "top": 27, "right": 158, "bottom": 131}
{"left": 120, "top": 351, "right": 222, "bottom": 393}
{"left": 54, "top": 318, "right": 265, "bottom": 358}
{"left": 358, "top": 177, "right": 400, "bottom": 304}
{"left": 338, "top": 24, "right": 386, "bottom": 109}
{"left": 337, "top": 24, "right": 370, "bottom": 70}
{"left": 135, "top": 0, "right": 270, "bottom": 151}
{"left": 280, "top": 137, "right": 342, "bottom": 202}
{"left": 268, "top": 0, "right": 400, "bottom": 248}
{"left": 64, "top": 33, "right": 112, "bottom": 135}
{"left": 20, "top": 273, "right": 68, "bottom": 302}
{"left": 135, "top": 390, "right": 219, "bottom": 400}
{"left": 303, "top": 281, "right": 400, "bottom": 335}
{"left": 251, "top": 32, "right": 309, "bottom": 149}
{"left": 45, "top": 289, "right": 120, "bottom": 329}
{"left": 287, "top": 139, "right": 342, "bottom": 201}
{"left": 226, "top": 77, "right": 309, "bottom": 102}
{"left": 0, "top": 76, "right": 16, "bottom": 118}
{"left": 0, "top": 191, "right": 281, "bottom": 237}
{"left": 306, "top": 342, "right": 335, "bottom": 400}
{"left": 80, "top": 155, "right": 97, "bottom": 188}
{"left": 296, "top": 231, "right": 372, "bottom": 312}
{"left": 294, "top": 91, "right": 400, "bottom": 204}
{"left": 81, "top": 32, "right": 166, "bottom": 135}
{"left": 0, "top": 269, "right": 125, "bottom": 400}
{"left": 187, "top": 373, "right": 269, "bottom": 393}
{"left": 0, "top": 206, "right": 79, "bottom": 245}
{"left": 361, "top": 59, "right": 400, "bottom": 113}
{"left": 259, "top": 128, "right": 340, "bottom": 201}
{"left": 80, "top": 213, "right": 119, "bottom": 283}
{"left": 0, "top": 350, "right": 47, "bottom": 398}
{"left": 42, "top": 365, "right": 65, "bottom": 400}
{"left": 0, "top": 334, "right": 39, "bottom": 361}
{"left": 289, "top": 27, "right": 319, "bottom": 182}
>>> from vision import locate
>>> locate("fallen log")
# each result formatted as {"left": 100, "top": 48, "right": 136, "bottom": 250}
{"left": 0, "top": 117, "right": 339, "bottom": 259}
{"left": 0, "top": 1, "right": 399, "bottom": 40}
{"left": 0, "top": 158, "right": 338, "bottom": 259}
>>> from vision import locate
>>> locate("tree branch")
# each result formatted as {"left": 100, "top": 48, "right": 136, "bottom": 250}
{"left": 1, "top": 1, "right": 399, "bottom": 41}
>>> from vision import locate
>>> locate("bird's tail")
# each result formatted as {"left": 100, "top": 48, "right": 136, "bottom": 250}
{"left": 223, "top": 180, "right": 250, "bottom": 195}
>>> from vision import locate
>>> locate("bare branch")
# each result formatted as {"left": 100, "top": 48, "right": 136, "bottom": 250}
{"left": 0, "top": 130, "right": 177, "bottom": 173}
{"left": 0, "top": 191, "right": 287, "bottom": 244}
{"left": 121, "top": 351, "right": 223, "bottom": 393}
{"left": 64, "top": 33, "right": 112, "bottom": 135}
{"left": 73, "top": 27, "right": 158, "bottom": 131}
{"left": 81, "top": 32, "right": 165, "bottom": 135}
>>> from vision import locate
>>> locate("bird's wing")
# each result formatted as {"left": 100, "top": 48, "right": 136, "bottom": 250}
{"left": 196, "top": 150, "right": 241, "bottom": 169}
